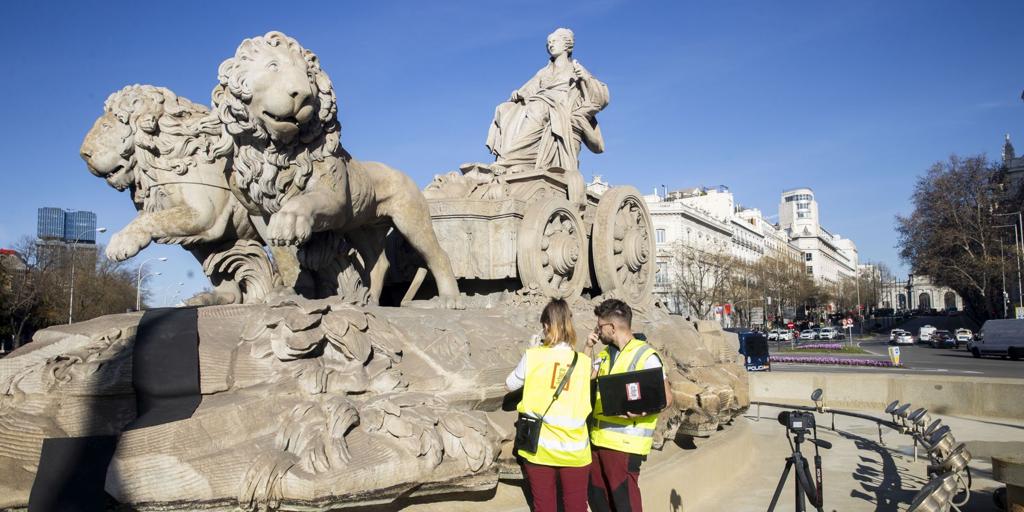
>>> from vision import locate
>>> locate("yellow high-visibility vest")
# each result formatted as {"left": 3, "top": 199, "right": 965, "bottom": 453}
{"left": 590, "top": 339, "right": 661, "bottom": 456}
{"left": 517, "top": 346, "right": 593, "bottom": 467}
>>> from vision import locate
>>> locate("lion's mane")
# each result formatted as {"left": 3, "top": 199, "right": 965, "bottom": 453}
{"left": 212, "top": 31, "right": 343, "bottom": 213}
{"left": 103, "top": 85, "right": 228, "bottom": 208}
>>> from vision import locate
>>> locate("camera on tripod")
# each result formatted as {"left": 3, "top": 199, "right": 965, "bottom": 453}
{"left": 767, "top": 389, "right": 830, "bottom": 512}
{"left": 778, "top": 411, "right": 816, "bottom": 434}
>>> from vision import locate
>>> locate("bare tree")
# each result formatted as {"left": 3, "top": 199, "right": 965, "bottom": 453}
{"left": 0, "top": 237, "right": 141, "bottom": 348}
{"left": 897, "top": 155, "right": 1007, "bottom": 321}
{"left": 665, "top": 242, "right": 733, "bottom": 320}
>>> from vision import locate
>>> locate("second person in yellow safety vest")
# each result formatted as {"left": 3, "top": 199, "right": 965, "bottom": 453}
{"left": 506, "top": 299, "right": 592, "bottom": 512}
{"left": 586, "top": 298, "right": 673, "bottom": 512}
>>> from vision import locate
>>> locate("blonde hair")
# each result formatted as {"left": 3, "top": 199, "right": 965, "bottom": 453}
{"left": 540, "top": 299, "right": 577, "bottom": 348}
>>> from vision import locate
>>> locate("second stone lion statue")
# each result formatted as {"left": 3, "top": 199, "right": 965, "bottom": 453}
{"left": 80, "top": 84, "right": 281, "bottom": 305}
{"left": 211, "top": 31, "right": 463, "bottom": 308}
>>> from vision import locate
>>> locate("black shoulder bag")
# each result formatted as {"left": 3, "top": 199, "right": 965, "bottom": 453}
{"left": 515, "top": 352, "right": 579, "bottom": 454}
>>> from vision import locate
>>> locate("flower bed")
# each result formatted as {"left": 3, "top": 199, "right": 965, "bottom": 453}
{"left": 769, "top": 355, "right": 899, "bottom": 367}
{"left": 793, "top": 343, "right": 843, "bottom": 351}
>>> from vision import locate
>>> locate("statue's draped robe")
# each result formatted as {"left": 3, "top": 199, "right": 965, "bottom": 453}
{"left": 487, "top": 61, "right": 609, "bottom": 173}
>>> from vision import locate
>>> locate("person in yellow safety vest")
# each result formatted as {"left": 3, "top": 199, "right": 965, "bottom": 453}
{"left": 586, "top": 299, "right": 673, "bottom": 512}
{"left": 506, "top": 299, "right": 593, "bottom": 512}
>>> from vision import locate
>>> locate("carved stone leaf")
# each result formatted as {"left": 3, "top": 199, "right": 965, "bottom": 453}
{"left": 380, "top": 400, "right": 402, "bottom": 417}
{"left": 321, "top": 310, "right": 352, "bottom": 340}
{"left": 270, "top": 327, "right": 324, "bottom": 361}
{"left": 361, "top": 407, "right": 385, "bottom": 432}
{"left": 283, "top": 308, "right": 320, "bottom": 332}
{"left": 383, "top": 414, "right": 415, "bottom": 438}
{"left": 419, "top": 429, "right": 444, "bottom": 467}
{"left": 285, "top": 329, "right": 325, "bottom": 353}
{"left": 325, "top": 328, "right": 372, "bottom": 363}
{"left": 440, "top": 416, "right": 467, "bottom": 438}
{"left": 261, "top": 308, "right": 288, "bottom": 329}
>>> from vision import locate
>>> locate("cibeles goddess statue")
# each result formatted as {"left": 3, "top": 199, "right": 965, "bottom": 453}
{"left": 486, "top": 28, "right": 609, "bottom": 173}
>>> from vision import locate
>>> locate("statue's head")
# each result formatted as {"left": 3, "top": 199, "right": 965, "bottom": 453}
{"left": 81, "top": 85, "right": 212, "bottom": 192}
{"left": 213, "top": 31, "right": 337, "bottom": 147}
{"left": 547, "top": 28, "right": 575, "bottom": 58}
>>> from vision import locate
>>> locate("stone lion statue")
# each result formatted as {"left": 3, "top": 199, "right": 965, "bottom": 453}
{"left": 211, "top": 31, "right": 462, "bottom": 308}
{"left": 80, "top": 84, "right": 281, "bottom": 305}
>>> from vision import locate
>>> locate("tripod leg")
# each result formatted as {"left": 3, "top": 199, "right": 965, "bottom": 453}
{"left": 795, "top": 457, "right": 805, "bottom": 512}
{"left": 767, "top": 459, "right": 793, "bottom": 512}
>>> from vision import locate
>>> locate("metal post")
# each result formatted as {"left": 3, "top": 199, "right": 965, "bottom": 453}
{"left": 997, "top": 224, "right": 1019, "bottom": 317}
{"left": 67, "top": 227, "right": 106, "bottom": 324}
{"left": 1016, "top": 227, "right": 1023, "bottom": 316}
{"left": 999, "top": 242, "right": 1007, "bottom": 315}
{"left": 68, "top": 246, "right": 76, "bottom": 325}
{"left": 136, "top": 257, "right": 167, "bottom": 311}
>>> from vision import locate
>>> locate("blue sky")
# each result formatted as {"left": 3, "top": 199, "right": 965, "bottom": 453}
{"left": 2, "top": 1, "right": 1023, "bottom": 305}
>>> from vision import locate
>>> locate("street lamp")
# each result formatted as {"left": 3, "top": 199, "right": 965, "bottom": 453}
{"left": 68, "top": 226, "right": 107, "bottom": 324}
{"left": 995, "top": 224, "right": 1022, "bottom": 317}
{"left": 136, "top": 257, "right": 168, "bottom": 311}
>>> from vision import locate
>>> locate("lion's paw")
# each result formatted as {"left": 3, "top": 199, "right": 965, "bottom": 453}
{"left": 267, "top": 207, "right": 313, "bottom": 246}
{"left": 440, "top": 293, "right": 465, "bottom": 310}
{"left": 106, "top": 229, "right": 151, "bottom": 261}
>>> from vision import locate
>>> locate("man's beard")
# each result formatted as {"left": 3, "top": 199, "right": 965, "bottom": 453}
{"left": 598, "top": 332, "right": 614, "bottom": 344}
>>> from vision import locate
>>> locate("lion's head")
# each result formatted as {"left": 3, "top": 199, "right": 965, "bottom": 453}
{"left": 212, "top": 31, "right": 342, "bottom": 213}
{"left": 81, "top": 85, "right": 225, "bottom": 202}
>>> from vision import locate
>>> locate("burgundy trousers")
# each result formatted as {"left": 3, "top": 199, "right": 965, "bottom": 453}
{"left": 521, "top": 460, "right": 591, "bottom": 512}
{"left": 588, "top": 446, "right": 645, "bottom": 512}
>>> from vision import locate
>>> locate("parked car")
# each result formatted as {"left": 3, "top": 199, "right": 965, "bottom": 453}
{"left": 955, "top": 329, "right": 973, "bottom": 344}
{"left": 929, "top": 330, "right": 957, "bottom": 349}
{"left": 817, "top": 327, "right": 839, "bottom": 340}
{"left": 894, "top": 331, "right": 915, "bottom": 345}
{"left": 889, "top": 329, "right": 907, "bottom": 342}
{"left": 768, "top": 329, "right": 793, "bottom": 342}
{"left": 799, "top": 329, "right": 817, "bottom": 341}
{"left": 969, "top": 320, "right": 1024, "bottom": 360}
{"left": 919, "top": 325, "right": 937, "bottom": 342}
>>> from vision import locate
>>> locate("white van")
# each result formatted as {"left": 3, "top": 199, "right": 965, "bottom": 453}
{"left": 970, "top": 319, "right": 1024, "bottom": 360}
{"left": 919, "top": 325, "right": 937, "bottom": 342}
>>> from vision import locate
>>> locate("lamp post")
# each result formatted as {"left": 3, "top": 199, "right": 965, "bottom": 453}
{"left": 995, "top": 224, "right": 1022, "bottom": 317}
{"left": 68, "top": 227, "right": 107, "bottom": 324}
{"left": 136, "top": 257, "right": 168, "bottom": 311}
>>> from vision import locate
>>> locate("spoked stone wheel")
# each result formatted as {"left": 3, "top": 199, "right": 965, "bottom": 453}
{"left": 592, "top": 186, "right": 656, "bottom": 303}
{"left": 517, "top": 197, "right": 587, "bottom": 298}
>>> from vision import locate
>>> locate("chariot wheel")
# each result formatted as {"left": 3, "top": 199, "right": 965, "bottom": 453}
{"left": 592, "top": 186, "right": 656, "bottom": 303}
{"left": 517, "top": 197, "right": 587, "bottom": 299}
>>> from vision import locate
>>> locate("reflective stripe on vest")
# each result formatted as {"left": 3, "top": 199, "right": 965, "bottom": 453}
{"left": 591, "top": 339, "right": 660, "bottom": 456}
{"left": 593, "top": 420, "right": 656, "bottom": 437}
{"left": 516, "top": 346, "right": 593, "bottom": 467}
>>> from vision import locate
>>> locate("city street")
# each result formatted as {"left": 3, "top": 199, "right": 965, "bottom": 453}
{"left": 770, "top": 334, "right": 1024, "bottom": 378}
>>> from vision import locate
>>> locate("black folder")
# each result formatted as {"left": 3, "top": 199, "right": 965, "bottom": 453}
{"left": 596, "top": 367, "right": 666, "bottom": 416}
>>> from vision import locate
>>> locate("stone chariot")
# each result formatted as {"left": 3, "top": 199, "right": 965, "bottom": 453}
{"left": 422, "top": 164, "right": 656, "bottom": 303}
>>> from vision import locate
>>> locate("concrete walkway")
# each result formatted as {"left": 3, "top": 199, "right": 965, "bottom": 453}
{"left": 710, "top": 405, "right": 1018, "bottom": 512}
{"left": 379, "top": 406, "right": 1019, "bottom": 511}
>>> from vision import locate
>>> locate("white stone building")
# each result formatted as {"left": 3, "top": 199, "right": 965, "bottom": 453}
{"left": 646, "top": 189, "right": 733, "bottom": 315}
{"left": 779, "top": 188, "right": 858, "bottom": 285}
{"left": 878, "top": 275, "right": 963, "bottom": 312}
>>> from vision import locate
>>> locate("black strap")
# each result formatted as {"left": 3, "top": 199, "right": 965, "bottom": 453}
{"left": 538, "top": 351, "right": 579, "bottom": 422}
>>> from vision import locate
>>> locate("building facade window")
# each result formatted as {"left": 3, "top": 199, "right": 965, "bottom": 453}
{"left": 804, "top": 252, "right": 813, "bottom": 261}
{"left": 656, "top": 228, "right": 666, "bottom": 244}
{"left": 806, "top": 266, "right": 814, "bottom": 275}
{"left": 656, "top": 262, "right": 668, "bottom": 284}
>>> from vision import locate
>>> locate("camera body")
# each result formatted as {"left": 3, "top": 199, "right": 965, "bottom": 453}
{"left": 778, "top": 411, "right": 816, "bottom": 434}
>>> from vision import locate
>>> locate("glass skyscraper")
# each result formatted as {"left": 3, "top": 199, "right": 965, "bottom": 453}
{"left": 36, "top": 208, "right": 98, "bottom": 243}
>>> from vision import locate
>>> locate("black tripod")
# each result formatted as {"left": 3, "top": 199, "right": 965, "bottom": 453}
{"left": 767, "top": 428, "right": 830, "bottom": 512}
